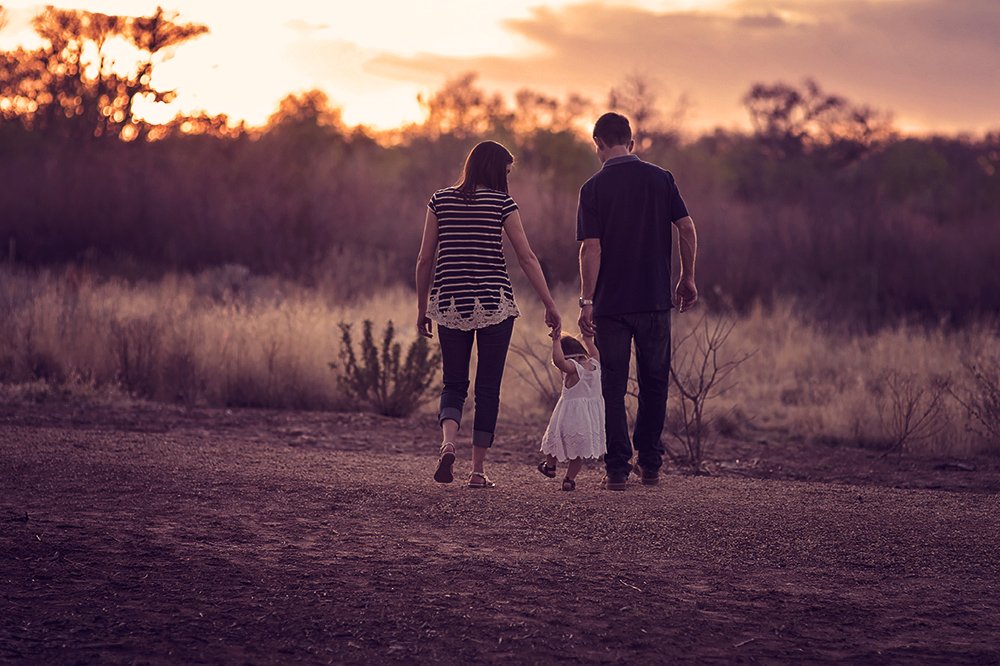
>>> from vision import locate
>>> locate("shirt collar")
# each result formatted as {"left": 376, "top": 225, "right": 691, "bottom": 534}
{"left": 602, "top": 154, "right": 640, "bottom": 168}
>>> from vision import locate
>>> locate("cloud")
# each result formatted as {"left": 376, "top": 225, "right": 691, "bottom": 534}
{"left": 285, "top": 19, "right": 331, "bottom": 36}
{"left": 365, "top": 0, "right": 1000, "bottom": 131}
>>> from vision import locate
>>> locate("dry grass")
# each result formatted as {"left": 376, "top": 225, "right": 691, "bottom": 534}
{"left": 1, "top": 267, "right": 997, "bottom": 457}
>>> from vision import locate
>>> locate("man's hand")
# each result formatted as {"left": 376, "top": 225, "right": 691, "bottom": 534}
{"left": 578, "top": 304, "right": 596, "bottom": 336}
{"left": 416, "top": 312, "right": 433, "bottom": 338}
{"left": 675, "top": 276, "right": 698, "bottom": 313}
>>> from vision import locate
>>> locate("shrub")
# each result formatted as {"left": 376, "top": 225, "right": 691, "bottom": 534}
{"left": 335, "top": 320, "right": 439, "bottom": 417}
{"left": 869, "top": 369, "right": 948, "bottom": 456}
{"left": 950, "top": 356, "right": 1000, "bottom": 447}
{"left": 667, "top": 315, "right": 754, "bottom": 471}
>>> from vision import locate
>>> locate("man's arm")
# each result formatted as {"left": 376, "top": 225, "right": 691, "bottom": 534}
{"left": 672, "top": 215, "right": 698, "bottom": 312}
{"left": 578, "top": 238, "right": 601, "bottom": 335}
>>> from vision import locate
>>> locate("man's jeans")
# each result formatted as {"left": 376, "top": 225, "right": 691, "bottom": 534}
{"left": 437, "top": 317, "right": 515, "bottom": 448}
{"left": 595, "top": 311, "right": 671, "bottom": 478}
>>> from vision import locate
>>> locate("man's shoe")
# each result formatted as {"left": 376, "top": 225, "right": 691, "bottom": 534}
{"left": 601, "top": 474, "right": 628, "bottom": 491}
{"left": 632, "top": 463, "right": 660, "bottom": 486}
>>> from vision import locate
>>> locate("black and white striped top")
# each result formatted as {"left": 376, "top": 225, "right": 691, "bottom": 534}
{"left": 426, "top": 187, "right": 521, "bottom": 331}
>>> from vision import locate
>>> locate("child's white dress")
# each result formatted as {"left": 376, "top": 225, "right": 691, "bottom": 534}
{"left": 540, "top": 358, "right": 607, "bottom": 461}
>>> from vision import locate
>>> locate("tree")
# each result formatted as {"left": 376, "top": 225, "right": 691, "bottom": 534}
{"left": 414, "top": 72, "right": 512, "bottom": 139}
{"left": 0, "top": 6, "right": 207, "bottom": 140}
{"left": 608, "top": 73, "right": 687, "bottom": 150}
{"left": 743, "top": 78, "right": 893, "bottom": 160}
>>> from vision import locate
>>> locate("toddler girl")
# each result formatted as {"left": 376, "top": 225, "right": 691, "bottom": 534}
{"left": 537, "top": 331, "right": 606, "bottom": 490}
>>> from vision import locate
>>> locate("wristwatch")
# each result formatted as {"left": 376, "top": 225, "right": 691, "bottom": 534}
{"left": 578, "top": 298, "right": 594, "bottom": 307}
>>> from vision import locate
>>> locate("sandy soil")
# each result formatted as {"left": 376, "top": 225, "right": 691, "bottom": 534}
{"left": 2, "top": 402, "right": 999, "bottom": 664}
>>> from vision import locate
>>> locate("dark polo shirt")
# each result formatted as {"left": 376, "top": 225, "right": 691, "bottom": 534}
{"left": 576, "top": 154, "right": 689, "bottom": 317}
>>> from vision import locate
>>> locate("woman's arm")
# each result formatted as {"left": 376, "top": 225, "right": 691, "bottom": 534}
{"left": 503, "top": 210, "right": 561, "bottom": 334}
{"left": 550, "top": 330, "right": 577, "bottom": 374}
{"left": 414, "top": 208, "right": 438, "bottom": 337}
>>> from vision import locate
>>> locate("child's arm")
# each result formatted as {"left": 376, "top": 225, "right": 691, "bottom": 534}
{"left": 582, "top": 332, "right": 600, "bottom": 362}
{"left": 550, "top": 330, "right": 578, "bottom": 374}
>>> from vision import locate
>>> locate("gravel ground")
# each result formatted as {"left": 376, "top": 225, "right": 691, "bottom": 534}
{"left": 2, "top": 402, "right": 999, "bottom": 664}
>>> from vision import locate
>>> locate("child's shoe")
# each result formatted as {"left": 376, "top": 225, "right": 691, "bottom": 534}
{"left": 537, "top": 461, "right": 557, "bottom": 478}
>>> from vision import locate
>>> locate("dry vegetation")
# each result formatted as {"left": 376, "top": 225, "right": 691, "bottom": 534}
{"left": 2, "top": 6, "right": 998, "bottom": 462}
{"left": 2, "top": 266, "right": 996, "bottom": 458}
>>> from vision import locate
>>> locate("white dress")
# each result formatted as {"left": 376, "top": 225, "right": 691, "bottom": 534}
{"left": 540, "top": 358, "right": 607, "bottom": 462}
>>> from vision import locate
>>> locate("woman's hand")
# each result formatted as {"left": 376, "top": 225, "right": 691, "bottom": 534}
{"left": 544, "top": 303, "right": 561, "bottom": 337}
{"left": 417, "top": 312, "right": 433, "bottom": 338}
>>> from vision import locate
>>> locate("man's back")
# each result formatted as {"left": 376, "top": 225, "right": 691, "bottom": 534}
{"left": 576, "top": 155, "right": 689, "bottom": 316}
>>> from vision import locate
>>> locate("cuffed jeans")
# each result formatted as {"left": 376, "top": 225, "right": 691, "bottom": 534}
{"left": 595, "top": 311, "right": 671, "bottom": 478}
{"left": 437, "top": 316, "right": 515, "bottom": 448}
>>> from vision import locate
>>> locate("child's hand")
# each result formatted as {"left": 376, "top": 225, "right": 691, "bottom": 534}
{"left": 549, "top": 328, "right": 560, "bottom": 340}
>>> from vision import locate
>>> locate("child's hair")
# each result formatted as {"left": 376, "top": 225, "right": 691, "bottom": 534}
{"left": 560, "top": 334, "right": 588, "bottom": 358}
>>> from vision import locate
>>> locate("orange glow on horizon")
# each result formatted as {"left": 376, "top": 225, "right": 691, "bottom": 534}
{"left": 0, "top": 0, "right": 997, "bottom": 135}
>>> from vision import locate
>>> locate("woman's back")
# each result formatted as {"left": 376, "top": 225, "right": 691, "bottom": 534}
{"left": 427, "top": 187, "right": 520, "bottom": 330}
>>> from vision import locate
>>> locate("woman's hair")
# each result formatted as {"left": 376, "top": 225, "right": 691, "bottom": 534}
{"left": 560, "top": 334, "right": 589, "bottom": 358}
{"left": 456, "top": 140, "right": 514, "bottom": 197}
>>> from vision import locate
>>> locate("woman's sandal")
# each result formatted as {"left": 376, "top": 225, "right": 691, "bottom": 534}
{"left": 537, "top": 461, "right": 557, "bottom": 478}
{"left": 467, "top": 471, "right": 496, "bottom": 489}
{"left": 434, "top": 442, "right": 457, "bottom": 484}
{"left": 561, "top": 478, "right": 576, "bottom": 492}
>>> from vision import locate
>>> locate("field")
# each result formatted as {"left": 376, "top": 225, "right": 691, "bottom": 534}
{"left": 2, "top": 267, "right": 997, "bottom": 458}
{"left": 2, "top": 402, "right": 1000, "bottom": 663}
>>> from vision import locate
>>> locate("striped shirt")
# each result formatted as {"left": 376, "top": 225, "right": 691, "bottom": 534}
{"left": 426, "top": 187, "right": 521, "bottom": 331}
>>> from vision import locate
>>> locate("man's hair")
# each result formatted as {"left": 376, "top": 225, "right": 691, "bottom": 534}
{"left": 593, "top": 112, "right": 632, "bottom": 147}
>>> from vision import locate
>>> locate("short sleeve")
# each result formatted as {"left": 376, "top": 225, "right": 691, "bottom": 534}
{"left": 501, "top": 195, "right": 518, "bottom": 222}
{"left": 576, "top": 181, "right": 600, "bottom": 240}
{"left": 668, "top": 175, "right": 689, "bottom": 222}
{"left": 427, "top": 191, "right": 439, "bottom": 214}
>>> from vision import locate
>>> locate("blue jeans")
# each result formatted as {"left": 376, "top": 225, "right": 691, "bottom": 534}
{"left": 437, "top": 317, "right": 515, "bottom": 448}
{"left": 595, "top": 311, "right": 671, "bottom": 478}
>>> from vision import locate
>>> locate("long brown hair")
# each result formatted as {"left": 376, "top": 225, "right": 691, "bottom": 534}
{"left": 456, "top": 140, "right": 514, "bottom": 197}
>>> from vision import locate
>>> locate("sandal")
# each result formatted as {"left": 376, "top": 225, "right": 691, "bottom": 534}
{"left": 434, "top": 442, "right": 456, "bottom": 484}
{"left": 561, "top": 478, "right": 576, "bottom": 492}
{"left": 467, "top": 471, "right": 496, "bottom": 489}
{"left": 537, "top": 461, "right": 557, "bottom": 478}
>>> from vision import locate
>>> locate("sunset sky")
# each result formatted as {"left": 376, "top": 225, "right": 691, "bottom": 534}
{"left": 1, "top": 0, "right": 997, "bottom": 133}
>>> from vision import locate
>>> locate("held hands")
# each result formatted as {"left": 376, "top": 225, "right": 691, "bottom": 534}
{"left": 578, "top": 304, "right": 596, "bottom": 337}
{"left": 675, "top": 276, "right": 698, "bottom": 313}
{"left": 544, "top": 303, "right": 562, "bottom": 338}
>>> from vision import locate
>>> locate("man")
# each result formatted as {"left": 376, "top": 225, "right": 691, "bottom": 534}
{"left": 577, "top": 112, "right": 699, "bottom": 491}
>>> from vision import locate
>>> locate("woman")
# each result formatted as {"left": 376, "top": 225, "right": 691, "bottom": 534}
{"left": 415, "top": 140, "right": 561, "bottom": 488}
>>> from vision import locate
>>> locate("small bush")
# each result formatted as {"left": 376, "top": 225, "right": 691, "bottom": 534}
{"left": 335, "top": 320, "right": 439, "bottom": 417}
{"left": 869, "top": 369, "right": 948, "bottom": 456}
{"left": 667, "top": 315, "right": 754, "bottom": 470}
{"left": 950, "top": 356, "right": 1000, "bottom": 446}
{"left": 110, "top": 317, "right": 161, "bottom": 398}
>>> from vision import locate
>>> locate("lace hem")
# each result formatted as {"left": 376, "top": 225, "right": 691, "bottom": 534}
{"left": 540, "top": 431, "right": 606, "bottom": 462}
{"left": 428, "top": 290, "right": 520, "bottom": 331}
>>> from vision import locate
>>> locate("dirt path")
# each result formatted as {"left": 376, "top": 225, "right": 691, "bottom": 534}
{"left": 2, "top": 404, "right": 999, "bottom": 664}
